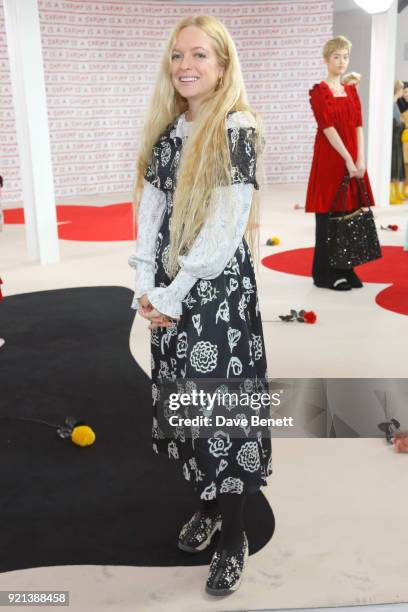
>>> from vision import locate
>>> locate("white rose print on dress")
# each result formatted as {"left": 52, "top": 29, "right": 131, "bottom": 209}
{"left": 189, "top": 457, "right": 198, "bottom": 471}
{"left": 152, "top": 383, "right": 160, "bottom": 405}
{"left": 152, "top": 416, "right": 159, "bottom": 439}
{"left": 227, "top": 355, "right": 243, "bottom": 377}
{"left": 185, "top": 379, "right": 197, "bottom": 395}
{"left": 248, "top": 337, "right": 254, "bottom": 367}
{"left": 242, "top": 276, "right": 254, "bottom": 293}
{"left": 164, "top": 176, "right": 173, "bottom": 190}
{"left": 189, "top": 456, "right": 204, "bottom": 482}
{"left": 220, "top": 477, "right": 244, "bottom": 494}
{"left": 223, "top": 392, "right": 239, "bottom": 411}
{"left": 168, "top": 440, "right": 179, "bottom": 459}
{"left": 191, "top": 424, "right": 200, "bottom": 441}
{"left": 238, "top": 293, "right": 248, "bottom": 320}
{"left": 197, "top": 279, "right": 218, "bottom": 305}
{"left": 231, "top": 166, "right": 247, "bottom": 184}
{"left": 251, "top": 333, "right": 263, "bottom": 360}
{"left": 183, "top": 293, "right": 197, "bottom": 310}
{"left": 226, "top": 277, "right": 239, "bottom": 296}
{"left": 192, "top": 314, "right": 202, "bottom": 336}
{"left": 151, "top": 327, "right": 160, "bottom": 347}
{"left": 158, "top": 360, "right": 171, "bottom": 380}
{"left": 182, "top": 462, "right": 190, "bottom": 481}
{"left": 227, "top": 328, "right": 241, "bottom": 352}
{"left": 216, "top": 459, "right": 228, "bottom": 476}
{"left": 154, "top": 233, "right": 163, "bottom": 274}
{"left": 169, "top": 357, "right": 177, "bottom": 380}
{"left": 161, "top": 244, "right": 171, "bottom": 277}
{"left": 243, "top": 378, "right": 254, "bottom": 393}
{"left": 176, "top": 332, "right": 188, "bottom": 359}
{"left": 224, "top": 257, "right": 240, "bottom": 276}
{"left": 238, "top": 241, "right": 246, "bottom": 262}
{"left": 161, "top": 324, "right": 177, "bottom": 355}
{"left": 208, "top": 430, "right": 232, "bottom": 458}
{"left": 236, "top": 413, "right": 251, "bottom": 436}
{"left": 229, "top": 127, "right": 240, "bottom": 151}
{"left": 267, "top": 452, "right": 273, "bottom": 476}
{"left": 200, "top": 481, "right": 217, "bottom": 500}
{"left": 174, "top": 426, "right": 186, "bottom": 442}
{"left": 190, "top": 340, "right": 218, "bottom": 373}
{"left": 236, "top": 441, "right": 261, "bottom": 473}
{"left": 160, "top": 141, "right": 171, "bottom": 166}
{"left": 216, "top": 299, "right": 230, "bottom": 324}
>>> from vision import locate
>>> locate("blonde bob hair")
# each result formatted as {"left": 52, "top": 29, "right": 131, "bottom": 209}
{"left": 134, "top": 14, "right": 265, "bottom": 280}
{"left": 323, "top": 35, "right": 352, "bottom": 61}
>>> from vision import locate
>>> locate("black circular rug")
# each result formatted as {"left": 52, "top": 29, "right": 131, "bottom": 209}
{"left": 0, "top": 286, "right": 275, "bottom": 573}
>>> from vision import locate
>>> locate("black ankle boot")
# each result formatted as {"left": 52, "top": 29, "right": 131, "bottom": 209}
{"left": 206, "top": 532, "right": 249, "bottom": 595}
{"left": 178, "top": 511, "right": 222, "bottom": 553}
{"left": 345, "top": 270, "right": 363, "bottom": 288}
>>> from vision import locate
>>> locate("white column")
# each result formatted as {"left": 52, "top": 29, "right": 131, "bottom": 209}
{"left": 366, "top": 0, "right": 398, "bottom": 207}
{"left": 3, "top": 0, "right": 59, "bottom": 263}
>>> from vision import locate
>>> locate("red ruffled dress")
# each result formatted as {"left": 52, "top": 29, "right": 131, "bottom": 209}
{"left": 305, "top": 81, "right": 375, "bottom": 213}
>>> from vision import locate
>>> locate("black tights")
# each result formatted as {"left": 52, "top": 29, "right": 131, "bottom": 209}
{"left": 200, "top": 494, "right": 246, "bottom": 551}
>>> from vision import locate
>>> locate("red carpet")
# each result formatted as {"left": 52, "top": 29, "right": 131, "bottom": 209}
{"left": 262, "top": 246, "right": 408, "bottom": 316}
{"left": 4, "top": 204, "right": 136, "bottom": 242}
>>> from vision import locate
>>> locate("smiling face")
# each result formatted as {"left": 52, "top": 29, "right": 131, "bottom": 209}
{"left": 325, "top": 48, "right": 350, "bottom": 77}
{"left": 170, "top": 26, "right": 224, "bottom": 110}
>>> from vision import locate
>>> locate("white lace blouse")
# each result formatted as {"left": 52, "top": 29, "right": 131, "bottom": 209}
{"left": 129, "top": 112, "right": 255, "bottom": 319}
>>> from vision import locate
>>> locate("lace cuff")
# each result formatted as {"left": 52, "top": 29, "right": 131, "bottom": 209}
{"left": 147, "top": 270, "right": 196, "bottom": 318}
{"left": 146, "top": 183, "right": 254, "bottom": 318}
{"left": 129, "top": 260, "right": 156, "bottom": 311}
{"left": 129, "top": 180, "right": 166, "bottom": 310}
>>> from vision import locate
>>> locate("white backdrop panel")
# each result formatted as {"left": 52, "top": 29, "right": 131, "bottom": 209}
{"left": 0, "top": 0, "right": 332, "bottom": 204}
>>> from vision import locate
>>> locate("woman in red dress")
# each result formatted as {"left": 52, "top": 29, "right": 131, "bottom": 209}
{"left": 305, "top": 36, "right": 375, "bottom": 290}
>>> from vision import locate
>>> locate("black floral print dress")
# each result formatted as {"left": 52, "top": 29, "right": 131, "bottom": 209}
{"left": 134, "top": 111, "right": 272, "bottom": 499}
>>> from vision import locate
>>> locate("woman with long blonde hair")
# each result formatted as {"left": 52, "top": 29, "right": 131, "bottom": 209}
{"left": 129, "top": 14, "right": 272, "bottom": 595}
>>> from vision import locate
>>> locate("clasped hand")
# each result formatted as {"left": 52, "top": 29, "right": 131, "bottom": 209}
{"left": 137, "top": 294, "right": 179, "bottom": 330}
{"left": 346, "top": 158, "right": 366, "bottom": 179}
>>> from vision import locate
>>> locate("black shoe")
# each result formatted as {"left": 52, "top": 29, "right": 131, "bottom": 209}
{"left": 313, "top": 279, "right": 330, "bottom": 288}
{"left": 345, "top": 270, "right": 363, "bottom": 288}
{"left": 205, "top": 532, "right": 249, "bottom": 596}
{"left": 313, "top": 277, "right": 352, "bottom": 290}
{"left": 178, "top": 511, "right": 222, "bottom": 553}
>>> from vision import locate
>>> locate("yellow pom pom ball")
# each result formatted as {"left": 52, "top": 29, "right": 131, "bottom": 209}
{"left": 271, "top": 236, "right": 280, "bottom": 245}
{"left": 71, "top": 425, "right": 96, "bottom": 447}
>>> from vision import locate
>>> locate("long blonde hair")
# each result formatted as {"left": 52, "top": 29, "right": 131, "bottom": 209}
{"left": 134, "top": 14, "right": 265, "bottom": 279}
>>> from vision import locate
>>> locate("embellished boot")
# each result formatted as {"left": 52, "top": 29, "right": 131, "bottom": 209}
{"left": 178, "top": 511, "right": 222, "bottom": 553}
{"left": 205, "top": 532, "right": 249, "bottom": 595}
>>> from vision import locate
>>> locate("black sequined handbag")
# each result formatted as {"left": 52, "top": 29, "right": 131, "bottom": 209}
{"left": 327, "top": 172, "right": 382, "bottom": 269}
